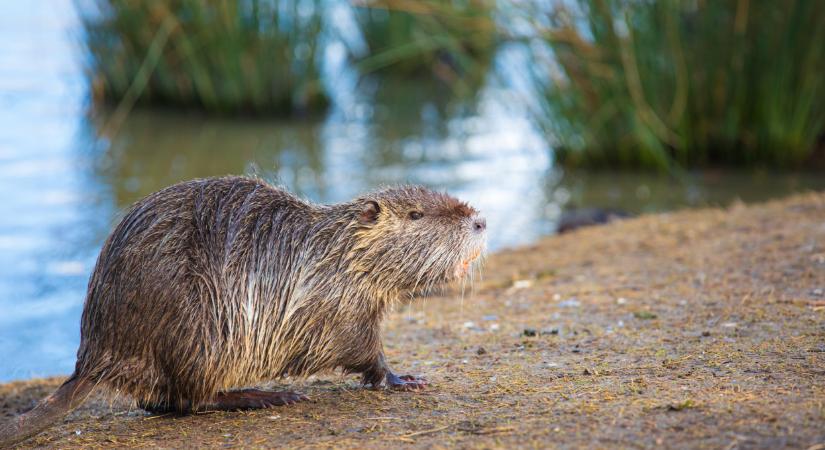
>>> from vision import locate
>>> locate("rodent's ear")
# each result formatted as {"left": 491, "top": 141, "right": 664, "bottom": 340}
{"left": 359, "top": 200, "right": 381, "bottom": 225}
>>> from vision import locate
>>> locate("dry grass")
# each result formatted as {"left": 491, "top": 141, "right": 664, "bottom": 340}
{"left": 2, "top": 193, "right": 824, "bottom": 448}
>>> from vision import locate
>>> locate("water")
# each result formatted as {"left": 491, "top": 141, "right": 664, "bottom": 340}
{"left": 1, "top": 3, "right": 824, "bottom": 382}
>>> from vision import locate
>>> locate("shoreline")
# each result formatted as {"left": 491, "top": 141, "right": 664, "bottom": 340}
{"left": 2, "top": 192, "right": 824, "bottom": 448}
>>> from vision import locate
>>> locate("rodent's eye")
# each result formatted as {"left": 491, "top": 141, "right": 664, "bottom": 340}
{"left": 408, "top": 211, "right": 423, "bottom": 220}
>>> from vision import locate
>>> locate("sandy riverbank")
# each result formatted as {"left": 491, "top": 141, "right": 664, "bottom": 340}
{"left": 2, "top": 192, "right": 824, "bottom": 449}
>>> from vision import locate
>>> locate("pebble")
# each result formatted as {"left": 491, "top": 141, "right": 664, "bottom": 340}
{"left": 512, "top": 279, "right": 532, "bottom": 290}
{"left": 523, "top": 328, "right": 538, "bottom": 337}
{"left": 558, "top": 298, "right": 581, "bottom": 308}
{"left": 616, "top": 297, "right": 628, "bottom": 305}
{"left": 477, "top": 346, "right": 487, "bottom": 355}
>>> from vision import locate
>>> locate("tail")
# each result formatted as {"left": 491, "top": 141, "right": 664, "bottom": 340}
{"left": 0, "top": 374, "right": 94, "bottom": 448}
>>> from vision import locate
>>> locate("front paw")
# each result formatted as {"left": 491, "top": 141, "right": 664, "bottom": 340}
{"left": 386, "top": 372, "right": 428, "bottom": 391}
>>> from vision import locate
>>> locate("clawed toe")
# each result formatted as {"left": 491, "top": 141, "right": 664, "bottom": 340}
{"left": 398, "top": 375, "right": 426, "bottom": 382}
{"left": 387, "top": 373, "right": 428, "bottom": 390}
{"left": 269, "top": 391, "right": 309, "bottom": 406}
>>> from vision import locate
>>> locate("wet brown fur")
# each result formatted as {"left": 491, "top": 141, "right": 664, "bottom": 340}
{"left": 0, "top": 176, "right": 486, "bottom": 447}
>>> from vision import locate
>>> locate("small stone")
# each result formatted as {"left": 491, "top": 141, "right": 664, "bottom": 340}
{"left": 701, "top": 331, "right": 711, "bottom": 337}
{"left": 616, "top": 297, "right": 628, "bottom": 305}
{"left": 523, "top": 328, "right": 538, "bottom": 337}
{"left": 558, "top": 298, "right": 581, "bottom": 308}
{"left": 542, "top": 328, "right": 560, "bottom": 335}
{"left": 512, "top": 279, "right": 532, "bottom": 290}
{"left": 476, "top": 346, "right": 487, "bottom": 355}
{"left": 721, "top": 322, "right": 737, "bottom": 328}
{"left": 489, "top": 323, "right": 500, "bottom": 331}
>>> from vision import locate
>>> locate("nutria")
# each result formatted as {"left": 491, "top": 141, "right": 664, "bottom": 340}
{"left": 0, "top": 176, "right": 486, "bottom": 447}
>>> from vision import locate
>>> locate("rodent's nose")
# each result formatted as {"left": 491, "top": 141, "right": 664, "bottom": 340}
{"left": 472, "top": 217, "right": 487, "bottom": 233}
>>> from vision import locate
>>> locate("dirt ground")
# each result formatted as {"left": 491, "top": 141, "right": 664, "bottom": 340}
{"left": 2, "top": 193, "right": 824, "bottom": 449}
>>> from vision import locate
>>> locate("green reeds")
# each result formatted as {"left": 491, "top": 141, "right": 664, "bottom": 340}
{"left": 353, "top": 0, "right": 497, "bottom": 87}
{"left": 533, "top": 0, "right": 825, "bottom": 170}
{"left": 81, "top": 0, "right": 328, "bottom": 115}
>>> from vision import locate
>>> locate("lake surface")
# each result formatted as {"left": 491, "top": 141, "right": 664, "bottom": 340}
{"left": 1, "top": 2, "right": 824, "bottom": 382}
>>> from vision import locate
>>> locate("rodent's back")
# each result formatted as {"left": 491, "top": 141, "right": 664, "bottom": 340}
{"left": 75, "top": 176, "right": 314, "bottom": 406}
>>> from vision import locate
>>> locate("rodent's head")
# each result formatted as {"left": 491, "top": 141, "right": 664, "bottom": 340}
{"left": 349, "top": 186, "right": 487, "bottom": 295}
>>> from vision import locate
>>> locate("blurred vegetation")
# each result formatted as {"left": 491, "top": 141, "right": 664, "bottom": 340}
{"left": 78, "top": 0, "right": 825, "bottom": 170}
{"left": 533, "top": 0, "right": 825, "bottom": 170}
{"left": 81, "top": 0, "right": 327, "bottom": 115}
{"left": 353, "top": 0, "right": 497, "bottom": 90}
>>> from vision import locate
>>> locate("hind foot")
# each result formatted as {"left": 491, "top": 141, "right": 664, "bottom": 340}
{"left": 206, "top": 389, "right": 309, "bottom": 410}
